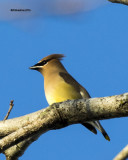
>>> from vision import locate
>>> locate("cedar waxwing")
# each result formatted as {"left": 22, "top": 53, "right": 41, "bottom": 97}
{"left": 30, "top": 54, "right": 110, "bottom": 141}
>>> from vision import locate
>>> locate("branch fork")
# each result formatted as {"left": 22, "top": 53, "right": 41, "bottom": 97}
{"left": 0, "top": 93, "right": 128, "bottom": 160}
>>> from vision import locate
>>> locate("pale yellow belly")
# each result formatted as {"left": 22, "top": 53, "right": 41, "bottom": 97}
{"left": 45, "top": 81, "right": 81, "bottom": 105}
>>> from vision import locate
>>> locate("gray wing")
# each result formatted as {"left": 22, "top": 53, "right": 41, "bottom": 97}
{"left": 59, "top": 72, "right": 90, "bottom": 99}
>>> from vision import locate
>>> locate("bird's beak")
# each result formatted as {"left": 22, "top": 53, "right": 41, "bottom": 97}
{"left": 29, "top": 66, "right": 37, "bottom": 70}
{"left": 29, "top": 63, "right": 42, "bottom": 70}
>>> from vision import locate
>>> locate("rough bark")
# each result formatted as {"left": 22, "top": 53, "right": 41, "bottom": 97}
{"left": 4, "top": 134, "right": 40, "bottom": 160}
{"left": 0, "top": 93, "right": 128, "bottom": 159}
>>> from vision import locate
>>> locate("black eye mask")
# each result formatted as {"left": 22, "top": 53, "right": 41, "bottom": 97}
{"left": 34, "top": 59, "right": 51, "bottom": 67}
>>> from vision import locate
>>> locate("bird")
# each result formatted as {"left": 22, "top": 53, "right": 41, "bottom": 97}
{"left": 29, "top": 54, "right": 110, "bottom": 141}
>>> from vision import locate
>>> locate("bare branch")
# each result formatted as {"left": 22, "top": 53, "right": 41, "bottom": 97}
{"left": 4, "top": 134, "right": 40, "bottom": 160}
{"left": 4, "top": 100, "right": 14, "bottom": 121}
{"left": 0, "top": 93, "right": 128, "bottom": 158}
{"left": 0, "top": 106, "right": 58, "bottom": 153}
{"left": 108, "top": 0, "right": 128, "bottom": 5}
{"left": 0, "top": 108, "right": 47, "bottom": 137}
{"left": 114, "top": 145, "right": 128, "bottom": 160}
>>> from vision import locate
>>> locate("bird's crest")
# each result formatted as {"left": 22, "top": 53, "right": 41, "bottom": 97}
{"left": 39, "top": 54, "right": 65, "bottom": 63}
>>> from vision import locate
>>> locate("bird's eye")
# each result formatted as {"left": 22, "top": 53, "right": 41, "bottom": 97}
{"left": 38, "top": 60, "right": 48, "bottom": 66}
{"left": 42, "top": 60, "right": 47, "bottom": 65}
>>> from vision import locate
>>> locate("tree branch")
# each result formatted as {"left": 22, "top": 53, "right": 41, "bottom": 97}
{"left": 4, "top": 100, "right": 14, "bottom": 121}
{"left": 4, "top": 134, "right": 40, "bottom": 160}
{"left": 114, "top": 145, "right": 128, "bottom": 160}
{"left": 0, "top": 93, "right": 128, "bottom": 159}
{"left": 108, "top": 0, "right": 128, "bottom": 5}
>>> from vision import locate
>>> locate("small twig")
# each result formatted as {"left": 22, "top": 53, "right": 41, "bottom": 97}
{"left": 4, "top": 100, "right": 14, "bottom": 121}
{"left": 113, "top": 145, "right": 128, "bottom": 160}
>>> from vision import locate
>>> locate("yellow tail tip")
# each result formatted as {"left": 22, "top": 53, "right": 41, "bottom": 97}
{"left": 105, "top": 135, "right": 110, "bottom": 141}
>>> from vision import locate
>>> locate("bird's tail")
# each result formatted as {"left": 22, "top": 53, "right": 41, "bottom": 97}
{"left": 96, "top": 121, "right": 110, "bottom": 141}
{"left": 82, "top": 121, "right": 110, "bottom": 141}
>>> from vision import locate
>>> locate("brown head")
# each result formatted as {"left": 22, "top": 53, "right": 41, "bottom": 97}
{"left": 29, "top": 54, "right": 67, "bottom": 76}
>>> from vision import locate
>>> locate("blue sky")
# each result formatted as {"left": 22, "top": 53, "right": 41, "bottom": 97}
{"left": 0, "top": 1, "right": 128, "bottom": 160}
